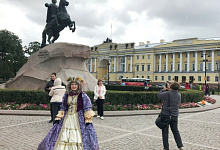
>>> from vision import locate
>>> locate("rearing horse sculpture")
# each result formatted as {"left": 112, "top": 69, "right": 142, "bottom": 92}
{"left": 41, "top": 0, "right": 76, "bottom": 48}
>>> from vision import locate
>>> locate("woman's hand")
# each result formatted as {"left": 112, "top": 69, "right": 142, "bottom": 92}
{"left": 93, "top": 99, "right": 96, "bottom": 102}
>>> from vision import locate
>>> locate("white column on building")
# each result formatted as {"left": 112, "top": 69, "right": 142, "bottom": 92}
{"left": 154, "top": 55, "right": 156, "bottom": 72}
{"left": 195, "top": 52, "right": 198, "bottom": 71}
{"left": 109, "top": 58, "right": 111, "bottom": 73}
{"left": 94, "top": 58, "right": 96, "bottom": 72}
{"left": 117, "top": 56, "right": 119, "bottom": 72}
{"left": 212, "top": 50, "right": 215, "bottom": 71}
{"left": 166, "top": 53, "right": 168, "bottom": 72}
{"left": 173, "top": 53, "right": 175, "bottom": 72}
{"left": 203, "top": 51, "right": 206, "bottom": 71}
{"left": 159, "top": 54, "right": 162, "bottom": 72}
{"left": 130, "top": 55, "right": 132, "bottom": 72}
{"left": 124, "top": 56, "right": 127, "bottom": 72}
{"left": 114, "top": 57, "right": 116, "bottom": 72}
{"left": 90, "top": 58, "right": 92, "bottom": 72}
{"left": 187, "top": 52, "right": 190, "bottom": 72}
{"left": 180, "top": 52, "right": 182, "bottom": 72}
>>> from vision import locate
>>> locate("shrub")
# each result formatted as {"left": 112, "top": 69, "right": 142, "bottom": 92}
{"left": 105, "top": 85, "right": 187, "bottom": 92}
{"left": 0, "top": 89, "right": 203, "bottom": 105}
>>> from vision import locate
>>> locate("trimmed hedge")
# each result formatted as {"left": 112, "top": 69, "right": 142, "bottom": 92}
{"left": 0, "top": 89, "right": 204, "bottom": 105}
{"left": 0, "top": 89, "right": 49, "bottom": 104}
{"left": 105, "top": 85, "right": 187, "bottom": 92}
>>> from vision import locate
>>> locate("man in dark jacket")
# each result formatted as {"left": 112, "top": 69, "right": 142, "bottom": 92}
{"left": 45, "top": 73, "right": 56, "bottom": 123}
{"left": 157, "top": 82, "right": 184, "bottom": 150}
{"left": 45, "top": 73, "right": 66, "bottom": 123}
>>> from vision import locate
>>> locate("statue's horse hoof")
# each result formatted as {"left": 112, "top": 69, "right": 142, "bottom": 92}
{"left": 72, "top": 28, "right": 76, "bottom": 32}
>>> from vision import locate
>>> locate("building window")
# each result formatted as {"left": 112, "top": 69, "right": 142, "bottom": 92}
{"left": 171, "top": 54, "right": 173, "bottom": 59}
{"left": 208, "top": 63, "right": 211, "bottom": 71}
{"left": 136, "top": 76, "right": 139, "bottom": 78}
{"left": 120, "top": 57, "right": 125, "bottom": 63}
{"left": 192, "top": 64, "right": 195, "bottom": 71}
{"left": 178, "top": 54, "right": 180, "bottom": 58}
{"left": 158, "top": 65, "right": 159, "bottom": 71}
{"left": 147, "top": 65, "right": 150, "bottom": 71}
{"left": 164, "top": 64, "right": 166, "bottom": 71}
{"left": 120, "top": 64, "right": 125, "bottom": 72}
{"left": 208, "top": 52, "right": 211, "bottom": 57}
{"left": 164, "top": 55, "right": 166, "bottom": 59}
{"left": 207, "top": 76, "right": 210, "bottom": 81}
{"left": 200, "top": 63, "right": 203, "bottom": 71}
{"left": 198, "top": 76, "right": 201, "bottom": 81}
{"left": 142, "top": 76, "right": 144, "bottom": 78}
{"left": 193, "top": 52, "right": 195, "bottom": 57}
{"left": 185, "top": 53, "right": 187, "bottom": 58}
{"left": 201, "top": 52, "right": 203, "bottom": 57}
{"left": 147, "top": 76, "right": 150, "bottom": 79}
{"left": 170, "top": 64, "right": 173, "bottom": 71}
{"left": 142, "top": 55, "right": 145, "bottom": 59}
{"left": 158, "top": 55, "right": 160, "bottom": 59}
{"left": 217, "top": 51, "right": 220, "bottom": 56}
{"left": 215, "top": 76, "right": 219, "bottom": 82}
{"left": 168, "top": 76, "right": 171, "bottom": 81}
{"left": 137, "top": 55, "right": 139, "bottom": 60}
{"left": 88, "top": 59, "right": 91, "bottom": 72}
{"left": 136, "top": 65, "right": 139, "bottom": 71}
{"left": 177, "top": 64, "right": 180, "bottom": 71}
{"left": 142, "top": 65, "right": 145, "bottom": 71}
{"left": 161, "top": 76, "right": 164, "bottom": 81}
{"left": 184, "top": 64, "right": 187, "bottom": 71}
{"left": 155, "top": 76, "right": 158, "bottom": 81}
{"left": 148, "top": 55, "right": 150, "bottom": 59}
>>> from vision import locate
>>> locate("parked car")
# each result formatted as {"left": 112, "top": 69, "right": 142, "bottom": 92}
{"left": 180, "top": 85, "right": 185, "bottom": 89}
{"left": 102, "top": 80, "right": 108, "bottom": 85}
{"left": 156, "top": 83, "right": 164, "bottom": 88}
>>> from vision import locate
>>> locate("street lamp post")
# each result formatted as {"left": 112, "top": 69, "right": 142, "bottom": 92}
{"left": 107, "top": 61, "right": 110, "bottom": 85}
{"left": 203, "top": 53, "right": 208, "bottom": 86}
{"left": 216, "top": 62, "right": 220, "bottom": 95}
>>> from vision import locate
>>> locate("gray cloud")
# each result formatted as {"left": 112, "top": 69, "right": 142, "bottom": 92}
{"left": 2, "top": 0, "right": 220, "bottom": 46}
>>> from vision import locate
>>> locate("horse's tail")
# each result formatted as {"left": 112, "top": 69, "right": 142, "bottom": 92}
{"left": 41, "top": 29, "right": 47, "bottom": 48}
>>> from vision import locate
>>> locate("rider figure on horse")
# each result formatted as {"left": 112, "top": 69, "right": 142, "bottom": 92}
{"left": 41, "top": 0, "right": 76, "bottom": 48}
{"left": 45, "top": 0, "right": 60, "bottom": 30}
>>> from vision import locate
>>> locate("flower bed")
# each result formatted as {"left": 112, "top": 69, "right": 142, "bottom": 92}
{"left": 0, "top": 97, "right": 215, "bottom": 111}
{"left": 0, "top": 102, "right": 50, "bottom": 110}
{"left": 204, "top": 96, "right": 216, "bottom": 104}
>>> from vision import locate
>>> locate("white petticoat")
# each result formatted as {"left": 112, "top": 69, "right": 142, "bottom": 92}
{"left": 55, "top": 95, "right": 83, "bottom": 150}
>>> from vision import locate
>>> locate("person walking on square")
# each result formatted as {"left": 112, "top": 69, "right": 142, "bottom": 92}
{"left": 202, "top": 84, "right": 206, "bottom": 94}
{"left": 205, "top": 84, "right": 210, "bottom": 96}
{"left": 45, "top": 73, "right": 66, "bottom": 123}
{"left": 49, "top": 78, "right": 65, "bottom": 125}
{"left": 94, "top": 79, "right": 106, "bottom": 120}
{"left": 199, "top": 84, "right": 202, "bottom": 91}
{"left": 185, "top": 82, "right": 190, "bottom": 89}
{"left": 38, "top": 77, "right": 99, "bottom": 150}
{"left": 45, "top": 73, "right": 57, "bottom": 123}
{"left": 157, "top": 82, "right": 184, "bottom": 150}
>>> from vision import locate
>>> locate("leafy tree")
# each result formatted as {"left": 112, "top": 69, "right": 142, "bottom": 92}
{"left": 0, "top": 29, "right": 26, "bottom": 80}
{"left": 24, "top": 41, "right": 41, "bottom": 56}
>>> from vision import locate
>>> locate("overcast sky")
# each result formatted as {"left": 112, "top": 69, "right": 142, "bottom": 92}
{"left": 1, "top": 0, "right": 220, "bottom": 47}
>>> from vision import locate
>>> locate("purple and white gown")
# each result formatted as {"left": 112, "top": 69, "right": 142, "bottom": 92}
{"left": 38, "top": 92, "right": 99, "bottom": 150}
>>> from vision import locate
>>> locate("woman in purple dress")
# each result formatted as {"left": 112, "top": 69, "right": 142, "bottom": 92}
{"left": 38, "top": 77, "right": 99, "bottom": 150}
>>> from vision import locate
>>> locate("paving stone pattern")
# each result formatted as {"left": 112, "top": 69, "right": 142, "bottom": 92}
{"left": 0, "top": 108, "right": 220, "bottom": 150}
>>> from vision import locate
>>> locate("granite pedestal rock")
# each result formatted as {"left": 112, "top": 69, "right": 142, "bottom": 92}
{"left": 6, "top": 43, "right": 97, "bottom": 91}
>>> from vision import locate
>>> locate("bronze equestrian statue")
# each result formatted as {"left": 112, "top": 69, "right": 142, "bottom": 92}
{"left": 41, "top": 0, "right": 76, "bottom": 48}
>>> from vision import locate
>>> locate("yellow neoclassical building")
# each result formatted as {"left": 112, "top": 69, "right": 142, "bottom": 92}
{"left": 87, "top": 38, "right": 220, "bottom": 86}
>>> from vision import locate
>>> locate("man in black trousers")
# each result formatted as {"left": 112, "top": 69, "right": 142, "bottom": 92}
{"left": 45, "top": 73, "right": 65, "bottom": 123}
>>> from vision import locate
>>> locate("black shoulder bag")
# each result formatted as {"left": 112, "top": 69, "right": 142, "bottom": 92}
{"left": 155, "top": 92, "right": 171, "bottom": 129}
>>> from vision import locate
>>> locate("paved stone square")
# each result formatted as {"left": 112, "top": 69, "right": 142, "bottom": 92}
{"left": 0, "top": 108, "right": 220, "bottom": 150}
